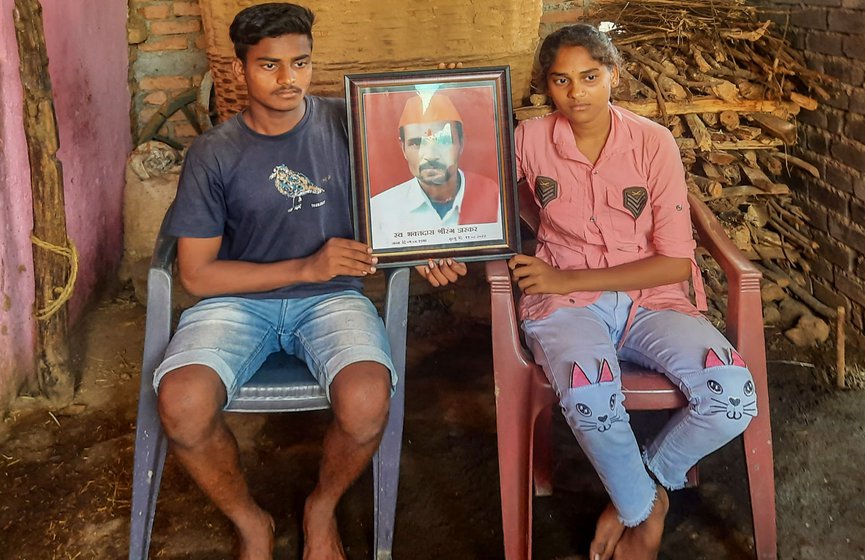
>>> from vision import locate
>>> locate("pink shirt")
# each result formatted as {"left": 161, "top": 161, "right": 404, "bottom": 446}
{"left": 514, "top": 104, "right": 707, "bottom": 322}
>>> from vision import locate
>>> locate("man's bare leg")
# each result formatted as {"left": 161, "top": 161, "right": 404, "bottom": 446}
{"left": 613, "top": 485, "right": 669, "bottom": 560}
{"left": 158, "top": 365, "right": 274, "bottom": 560}
{"left": 303, "top": 361, "right": 391, "bottom": 560}
{"left": 590, "top": 502, "right": 626, "bottom": 560}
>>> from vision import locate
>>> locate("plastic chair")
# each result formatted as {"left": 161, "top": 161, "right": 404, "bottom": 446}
{"left": 128, "top": 214, "right": 410, "bottom": 560}
{"left": 486, "top": 190, "right": 776, "bottom": 560}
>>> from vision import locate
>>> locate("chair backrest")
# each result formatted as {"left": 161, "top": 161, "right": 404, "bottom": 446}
{"left": 517, "top": 180, "right": 541, "bottom": 238}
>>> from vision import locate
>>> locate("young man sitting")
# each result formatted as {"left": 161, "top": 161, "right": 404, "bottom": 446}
{"left": 152, "top": 3, "right": 463, "bottom": 559}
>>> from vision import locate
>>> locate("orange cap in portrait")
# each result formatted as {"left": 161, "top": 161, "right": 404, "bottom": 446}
{"left": 398, "top": 92, "right": 463, "bottom": 127}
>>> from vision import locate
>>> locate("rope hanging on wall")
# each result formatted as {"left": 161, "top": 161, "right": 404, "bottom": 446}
{"left": 30, "top": 234, "right": 78, "bottom": 321}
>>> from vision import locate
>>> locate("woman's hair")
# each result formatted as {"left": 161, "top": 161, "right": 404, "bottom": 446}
{"left": 229, "top": 2, "right": 315, "bottom": 62}
{"left": 533, "top": 23, "right": 621, "bottom": 93}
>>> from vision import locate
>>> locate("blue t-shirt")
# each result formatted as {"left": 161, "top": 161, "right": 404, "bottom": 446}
{"left": 166, "top": 96, "right": 360, "bottom": 299}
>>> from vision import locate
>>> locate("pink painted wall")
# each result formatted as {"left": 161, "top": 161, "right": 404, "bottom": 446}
{"left": 0, "top": 0, "right": 131, "bottom": 409}
{"left": 0, "top": 0, "right": 37, "bottom": 408}
{"left": 42, "top": 0, "right": 132, "bottom": 320}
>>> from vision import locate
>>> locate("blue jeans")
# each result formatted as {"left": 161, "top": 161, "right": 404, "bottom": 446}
{"left": 522, "top": 292, "right": 756, "bottom": 526}
{"left": 154, "top": 290, "right": 395, "bottom": 404}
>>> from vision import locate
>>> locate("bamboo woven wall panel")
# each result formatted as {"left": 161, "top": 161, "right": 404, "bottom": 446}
{"left": 198, "top": 0, "right": 542, "bottom": 120}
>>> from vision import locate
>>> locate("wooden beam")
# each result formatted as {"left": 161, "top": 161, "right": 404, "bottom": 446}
{"left": 790, "top": 92, "right": 819, "bottom": 111}
{"left": 514, "top": 96, "right": 801, "bottom": 121}
{"left": 617, "top": 97, "right": 801, "bottom": 118}
{"left": 14, "top": 0, "right": 75, "bottom": 404}
{"left": 710, "top": 184, "right": 790, "bottom": 199}
{"left": 676, "top": 138, "right": 784, "bottom": 151}
{"left": 684, "top": 114, "right": 712, "bottom": 151}
{"left": 739, "top": 162, "right": 776, "bottom": 191}
{"left": 748, "top": 112, "right": 797, "bottom": 145}
{"left": 513, "top": 104, "right": 554, "bottom": 121}
{"left": 774, "top": 151, "right": 821, "bottom": 178}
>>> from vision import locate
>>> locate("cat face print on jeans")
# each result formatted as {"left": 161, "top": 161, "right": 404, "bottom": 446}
{"left": 703, "top": 348, "right": 756, "bottom": 420}
{"left": 570, "top": 359, "right": 622, "bottom": 432}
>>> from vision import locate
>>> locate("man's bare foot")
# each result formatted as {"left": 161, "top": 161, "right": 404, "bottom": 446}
{"left": 303, "top": 493, "right": 346, "bottom": 560}
{"left": 613, "top": 485, "right": 669, "bottom": 560}
{"left": 590, "top": 502, "right": 626, "bottom": 560}
{"left": 236, "top": 507, "right": 275, "bottom": 560}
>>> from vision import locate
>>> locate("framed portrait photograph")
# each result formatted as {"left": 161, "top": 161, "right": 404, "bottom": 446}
{"left": 345, "top": 66, "right": 520, "bottom": 268}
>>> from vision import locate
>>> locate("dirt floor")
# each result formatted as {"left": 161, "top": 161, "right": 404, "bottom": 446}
{"left": 2, "top": 276, "right": 865, "bottom": 560}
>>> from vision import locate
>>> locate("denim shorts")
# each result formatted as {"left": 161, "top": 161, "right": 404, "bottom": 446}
{"left": 153, "top": 290, "right": 396, "bottom": 404}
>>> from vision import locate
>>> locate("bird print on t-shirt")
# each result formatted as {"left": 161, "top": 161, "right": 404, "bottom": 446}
{"left": 269, "top": 164, "right": 325, "bottom": 212}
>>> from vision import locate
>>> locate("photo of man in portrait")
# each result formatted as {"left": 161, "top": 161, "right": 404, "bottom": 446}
{"left": 369, "top": 90, "right": 502, "bottom": 249}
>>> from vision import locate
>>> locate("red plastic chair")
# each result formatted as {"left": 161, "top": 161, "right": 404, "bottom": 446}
{"left": 485, "top": 190, "right": 776, "bottom": 560}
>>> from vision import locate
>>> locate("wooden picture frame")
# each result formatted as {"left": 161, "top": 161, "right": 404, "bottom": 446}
{"left": 346, "top": 66, "right": 520, "bottom": 268}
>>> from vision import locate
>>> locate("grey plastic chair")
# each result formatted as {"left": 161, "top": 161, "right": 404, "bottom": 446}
{"left": 128, "top": 215, "right": 410, "bottom": 560}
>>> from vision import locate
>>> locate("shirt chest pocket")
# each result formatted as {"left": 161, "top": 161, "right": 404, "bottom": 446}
{"left": 604, "top": 185, "right": 651, "bottom": 247}
{"left": 532, "top": 174, "right": 593, "bottom": 240}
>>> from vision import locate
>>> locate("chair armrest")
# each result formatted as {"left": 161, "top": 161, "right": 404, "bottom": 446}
{"left": 518, "top": 180, "right": 540, "bottom": 235}
{"left": 688, "top": 193, "right": 760, "bottom": 288}
{"left": 485, "top": 259, "right": 534, "bottom": 370}
{"left": 688, "top": 193, "right": 765, "bottom": 357}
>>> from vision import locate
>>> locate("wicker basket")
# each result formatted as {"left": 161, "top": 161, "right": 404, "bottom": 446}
{"left": 198, "top": 0, "right": 542, "bottom": 121}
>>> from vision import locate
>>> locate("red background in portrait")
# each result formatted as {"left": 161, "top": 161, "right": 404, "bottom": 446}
{"left": 361, "top": 87, "right": 501, "bottom": 197}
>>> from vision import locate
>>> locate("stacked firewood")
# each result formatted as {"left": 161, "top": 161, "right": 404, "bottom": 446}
{"left": 516, "top": 0, "right": 835, "bottom": 346}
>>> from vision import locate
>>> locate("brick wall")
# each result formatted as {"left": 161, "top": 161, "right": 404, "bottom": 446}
{"left": 540, "top": 0, "right": 589, "bottom": 37}
{"left": 127, "top": 0, "right": 208, "bottom": 145}
{"left": 755, "top": 0, "right": 865, "bottom": 336}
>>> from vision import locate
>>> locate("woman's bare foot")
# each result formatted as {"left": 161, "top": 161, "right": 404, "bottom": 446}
{"left": 613, "top": 485, "right": 669, "bottom": 560}
{"left": 590, "top": 502, "right": 625, "bottom": 560}
{"left": 236, "top": 507, "right": 274, "bottom": 560}
{"left": 303, "top": 493, "right": 346, "bottom": 560}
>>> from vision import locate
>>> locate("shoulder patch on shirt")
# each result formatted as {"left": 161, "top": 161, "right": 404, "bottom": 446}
{"left": 535, "top": 176, "right": 558, "bottom": 208}
{"left": 622, "top": 186, "right": 648, "bottom": 219}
